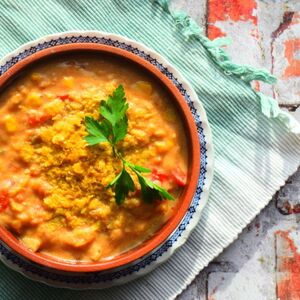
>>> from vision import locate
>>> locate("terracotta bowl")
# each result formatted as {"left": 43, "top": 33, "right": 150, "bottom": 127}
{"left": 0, "top": 42, "right": 201, "bottom": 273}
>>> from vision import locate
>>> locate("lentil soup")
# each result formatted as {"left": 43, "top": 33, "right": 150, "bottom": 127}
{"left": 0, "top": 54, "right": 189, "bottom": 263}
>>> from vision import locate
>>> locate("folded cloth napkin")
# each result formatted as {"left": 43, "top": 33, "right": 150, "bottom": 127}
{"left": 1, "top": 1, "right": 300, "bottom": 299}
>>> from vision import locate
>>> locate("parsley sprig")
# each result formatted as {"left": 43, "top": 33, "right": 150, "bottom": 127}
{"left": 84, "top": 85, "right": 174, "bottom": 205}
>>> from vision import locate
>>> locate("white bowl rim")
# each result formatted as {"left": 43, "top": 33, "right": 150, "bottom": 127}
{"left": 0, "top": 30, "right": 214, "bottom": 289}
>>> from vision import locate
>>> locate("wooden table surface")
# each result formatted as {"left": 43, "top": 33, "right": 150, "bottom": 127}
{"left": 173, "top": 1, "right": 300, "bottom": 299}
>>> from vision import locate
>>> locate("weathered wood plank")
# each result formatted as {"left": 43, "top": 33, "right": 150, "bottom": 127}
{"left": 276, "top": 230, "right": 300, "bottom": 300}
{"left": 272, "top": 10, "right": 300, "bottom": 105}
{"left": 176, "top": 1, "right": 300, "bottom": 299}
{"left": 277, "top": 169, "right": 300, "bottom": 215}
{"left": 174, "top": 0, "right": 300, "bottom": 300}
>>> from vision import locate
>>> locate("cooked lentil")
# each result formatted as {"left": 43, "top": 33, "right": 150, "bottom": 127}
{"left": 0, "top": 54, "right": 188, "bottom": 262}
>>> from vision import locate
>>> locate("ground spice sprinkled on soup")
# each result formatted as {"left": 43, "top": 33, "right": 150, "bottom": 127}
{"left": 0, "top": 54, "right": 188, "bottom": 262}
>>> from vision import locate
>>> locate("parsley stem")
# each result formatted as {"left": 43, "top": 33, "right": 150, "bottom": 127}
{"left": 112, "top": 145, "right": 117, "bottom": 157}
{"left": 114, "top": 147, "right": 123, "bottom": 161}
{"left": 112, "top": 146, "right": 128, "bottom": 171}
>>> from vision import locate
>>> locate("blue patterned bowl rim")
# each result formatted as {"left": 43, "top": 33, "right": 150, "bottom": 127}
{"left": 0, "top": 31, "right": 214, "bottom": 289}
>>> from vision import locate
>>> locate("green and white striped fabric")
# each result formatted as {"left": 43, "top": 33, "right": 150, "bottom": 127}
{"left": 1, "top": 1, "right": 300, "bottom": 299}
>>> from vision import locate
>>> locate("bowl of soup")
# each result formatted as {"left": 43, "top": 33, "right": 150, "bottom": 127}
{"left": 0, "top": 35, "right": 202, "bottom": 274}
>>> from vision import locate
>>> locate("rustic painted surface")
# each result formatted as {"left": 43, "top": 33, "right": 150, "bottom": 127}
{"left": 174, "top": 1, "right": 300, "bottom": 299}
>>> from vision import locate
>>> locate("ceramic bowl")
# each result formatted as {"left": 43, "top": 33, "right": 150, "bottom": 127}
{"left": 0, "top": 31, "right": 213, "bottom": 288}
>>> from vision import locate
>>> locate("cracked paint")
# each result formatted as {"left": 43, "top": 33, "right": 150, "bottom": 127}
{"left": 207, "top": 0, "right": 258, "bottom": 40}
{"left": 207, "top": 24, "right": 226, "bottom": 39}
{"left": 277, "top": 200, "right": 300, "bottom": 215}
{"left": 271, "top": 12, "right": 300, "bottom": 79}
{"left": 284, "top": 39, "right": 300, "bottom": 78}
{"left": 271, "top": 12, "right": 295, "bottom": 40}
{"left": 272, "top": 11, "right": 300, "bottom": 104}
{"left": 208, "top": 0, "right": 257, "bottom": 24}
{"left": 276, "top": 231, "right": 300, "bottom": 300}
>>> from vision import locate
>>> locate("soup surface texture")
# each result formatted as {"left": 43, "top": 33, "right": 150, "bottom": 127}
{"left": 0, "top": 54, "right": 188, "bottom": 262}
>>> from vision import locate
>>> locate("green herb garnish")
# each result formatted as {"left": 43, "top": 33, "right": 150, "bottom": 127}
{"left": 84, "top": 85, "right": 174, "bottom": 205}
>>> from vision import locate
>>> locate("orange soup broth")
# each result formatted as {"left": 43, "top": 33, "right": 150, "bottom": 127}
{"left": 0, "top": 54, "right": 188, "bottom": 262}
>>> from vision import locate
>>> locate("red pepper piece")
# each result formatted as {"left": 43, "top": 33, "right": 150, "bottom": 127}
{"left": 57, "top": 94, "right": 71, "bottom": 101}
{"left": 0, "top": 190, "right": 9, "bottom": 212}
{"left": 151, "top": 168, "right": 169, "bottom": 183}
{"left": 172, "top": 168, "right": 187, "bottom": 187}
{"left": 28, "top": 114, "right": 51, "bottom": 127}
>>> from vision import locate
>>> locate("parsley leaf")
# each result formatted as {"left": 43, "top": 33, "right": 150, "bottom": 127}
{"left": 85, "top": 85, "right": 128, "bottom": 148}
{"left": 84, "top": 85, "right": 174, "bottom": 205}
{"left": 126, "top": 161, "right": 151, "bottom": 173}
{"left": 99, "top": 85, "right": 129, "bottom": 127}
{"left": 113, "top": 115, "right": 128, "bottom": 144}
{"left": 133, "top": 168, "right": 174, "bottom": 203}
{"left": 107, "top": 167, "right": 135, "bottom": 205}
{"left": 84, "top": 116, "right": 109, "bottom": 145}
